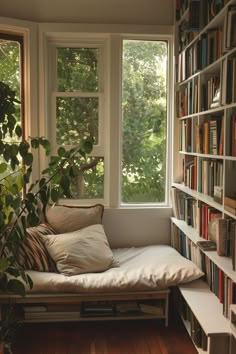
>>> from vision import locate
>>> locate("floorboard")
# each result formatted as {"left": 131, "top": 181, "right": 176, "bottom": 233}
{"left": 12, "top": 313, "right": 197, "bottom": 354}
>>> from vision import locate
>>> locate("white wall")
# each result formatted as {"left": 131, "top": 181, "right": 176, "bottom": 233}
{"left": 0, "top": 0, "right": 174, "bottom": 25}
{"left": 103, "top": 208, "right": 172, "bottom": 248}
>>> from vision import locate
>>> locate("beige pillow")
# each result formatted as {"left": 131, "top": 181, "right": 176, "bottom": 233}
{"left": 42, "top": 224, "right": 115, "bottom": 276}
{"left": 45, "top": 204, "right": 104, "bottom": 234}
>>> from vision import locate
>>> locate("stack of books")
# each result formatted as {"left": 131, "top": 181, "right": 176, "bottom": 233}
{"left": 80, "top": 301, "right": 115, "bottom": 317}
{"left": 23, "top": 304, "right": 81, "bottom": 320}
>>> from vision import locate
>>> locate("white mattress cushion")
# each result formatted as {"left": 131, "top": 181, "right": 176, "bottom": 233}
{"left": 25, "top": 245, "right": 204, "bottom": 294}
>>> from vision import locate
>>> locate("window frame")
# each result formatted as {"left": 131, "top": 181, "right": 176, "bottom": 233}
{"left": 0, "top": 18, "right": 39, "bottom": 179}
{"left": 120, "top": 36, "right": 171, "bottom": 207}
{"left": 38, "top": 25, "right": 174, "bottom": 208}
{"left": 41, "top": 33, "right": 110, "bottom": 205}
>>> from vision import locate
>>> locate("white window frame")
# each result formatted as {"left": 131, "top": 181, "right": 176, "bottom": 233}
{"left": 39, "top": 32, "right": 110, "bottom": 206}
{"left": 109, "top": 34, "right": 174, "bottom": 208}
{"left": 38, "top": 24, "right": 173, "bottom": 208}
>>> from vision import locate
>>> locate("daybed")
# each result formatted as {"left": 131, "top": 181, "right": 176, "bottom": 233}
{"left": 0, "top": 204, "right": 204, "bottom": 325}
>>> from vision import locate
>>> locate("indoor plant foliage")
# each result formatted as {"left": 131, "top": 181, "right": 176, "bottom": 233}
{"left": 0, "top": 81, "right": 94, "bottom": 297}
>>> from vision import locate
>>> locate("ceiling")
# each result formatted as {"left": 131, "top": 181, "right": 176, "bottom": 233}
{"left": 1, "top": 0, "right": 174, "bottom": 25}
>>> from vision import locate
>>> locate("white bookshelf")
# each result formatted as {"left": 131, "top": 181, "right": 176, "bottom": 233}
{"left": 173, "top": 1, "right": 236, "bottom": 353}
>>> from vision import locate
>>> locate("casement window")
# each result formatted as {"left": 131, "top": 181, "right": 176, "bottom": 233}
{"left": 43, "top": 31, "right": 172, "bottom": 207}
{"left": 121, "top": 39, "right": 168, "bottom": 205}
{"left": 0, "top": 33, "right": 24, "bottom": 140}
{"left": 46, "top": 38, "right": 108, "bottom": 202}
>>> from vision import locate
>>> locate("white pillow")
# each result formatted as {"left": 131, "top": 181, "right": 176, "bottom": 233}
{"left": 42, "top": 224, "right": 115, "bottom": 276}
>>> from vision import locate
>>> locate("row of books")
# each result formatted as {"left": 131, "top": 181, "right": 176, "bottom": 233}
{"left": 176, "top": 81, "right": 198, "bottom": 117}
{"left": 183, "top": 155, "right": 197, "bottom": 190}
{"left": 198, "top": 159, "right": 223, "bottom": 198}
{"left": 195, "top": 115, "right": 224, "bottom": 155}
{"left": 202, "top": 255, "right": 236, "bottom": 319}
{"left": 201, "top": 76, "right": 220, "bottom": 111}
{"left": 179, "top": 119, "right": 192, "bottom": 152}
{"left": 171, "top": 226, "right": 202, "bottom": 269}
{"left": 176, "top": 3, "right": 236, "bottom": 82}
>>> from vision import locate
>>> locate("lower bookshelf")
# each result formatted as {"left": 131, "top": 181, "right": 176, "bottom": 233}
{"left": 173, "top": 279, "right": 231, "bottom": 354}
{"left": 0, "top": 292, "right": 169, "bottom": 326}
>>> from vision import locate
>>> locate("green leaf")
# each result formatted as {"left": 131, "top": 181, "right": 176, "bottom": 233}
{"left": 6, "top": 267, "right": 20, "bottom": 277}
{"left": 24, "top": 152, "right": 33, "bottom": 166}
{"left": 19, "top": 141, "right": 30, "bottom": 157}
{"left": 7, "top": 279, "right": 25, "bottom": 296}
{"left": 26, "top": 192, "right": 35, "bottom": 202}
{"left": 5, "top": 194, "right": 14, "bottom": 207}
{"left": 80, "top": 138, "right": 94, "bottom": 154}
{"left": 39, "top": 138, "right": 51, "bottom": 155}
{"left": 0, "top": 162, "right": 8, "bottom": 173}
{"left": 27, "top": 213, "right": 39, "bottom": 227}
{"left": 0, "top": 258, "right": 10, "bottom": 272}
{"left": 58, "top": 146, "right": 66, "bottom": 157}
{"left": 60, "top": 175, "right": 70, "bottom": 191}
{"left": 51, "top": 188, "right": 61, "bottom": 203}
{"left": 15, "top": 124, "right": 22, "bottom": 138}
{"left": 31, "top": 138, "right": 39, "bottom": 149}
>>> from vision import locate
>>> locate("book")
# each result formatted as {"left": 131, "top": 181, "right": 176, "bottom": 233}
{"left": 224, "top": 194, "right": 236, "bottom": 208}
{"left": 215, "top": 218, "right": 228, "bottom": 256}
{"left": 23, "top": 306, "right": 47, "bottom": 313}
{"left": 224, "top": 204, "right": 236, "bottom": 216}
{"left": 196, "top": 240, "right": 217, "bottom": 251}
{"left": 24, "top": 311, "right": 81, "bottom": 320}
{"left": 115, "top": 301, "right": 140, "bottom": 314}
{"left": 139, "top": 303, "right": 164, "bottom": 316}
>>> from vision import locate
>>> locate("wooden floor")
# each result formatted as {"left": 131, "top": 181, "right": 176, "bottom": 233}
{"left": 12, "top": 313, "right": 197, "bottom": 354}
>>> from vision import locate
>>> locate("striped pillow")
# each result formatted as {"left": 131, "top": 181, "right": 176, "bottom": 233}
{"left": 16, "top": 223, "right": 57, "bottom": 272}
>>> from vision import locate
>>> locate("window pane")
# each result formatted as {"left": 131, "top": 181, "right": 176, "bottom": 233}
{"left": 53, "top": 156, "right": 104, "bottom": 199}
{"left": 122, "top": 40, "right": 167, "bottom": 203}
{"left": 57, "top": 48, "right": 99, "bottom": 92}
{"left": 56, "top": 97, "right": 99, "bottom": 145}
{"left": 0, "top": 38, "right": 21, "bottom": 140}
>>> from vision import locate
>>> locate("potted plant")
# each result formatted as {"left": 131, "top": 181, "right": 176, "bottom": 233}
{"left": 0, "top": 81, "right": 94, "bottom": 351}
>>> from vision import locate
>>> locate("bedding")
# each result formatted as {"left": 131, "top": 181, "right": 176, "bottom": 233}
{"left": 25, "top": 245, "right": 204, "bottom": 294}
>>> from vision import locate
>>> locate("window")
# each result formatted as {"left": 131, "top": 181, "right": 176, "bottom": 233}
{"left": 44, "top": 32, "right": 171, "bottom": 207}
{"left": 0, "top": 33, "right": 24, "bottom": 140}
{"left": 121, "top": 39, "right": 168, "bottom": 204}
{"left": 48, "top": 39, "right": 107, "bottom": 201}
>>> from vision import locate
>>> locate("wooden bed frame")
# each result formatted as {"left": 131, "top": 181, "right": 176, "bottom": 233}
{"left": 0, "top": 289, "right": 170, "bottom": 326}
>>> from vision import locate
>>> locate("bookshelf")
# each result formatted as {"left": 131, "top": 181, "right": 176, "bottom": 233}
{"left": 173, "top": 1, "right": 236, "bottom": 353}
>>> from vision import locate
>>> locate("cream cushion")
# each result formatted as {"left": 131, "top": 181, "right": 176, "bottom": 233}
{"left": 26, "top": 245, "right": 204, "bottom": 294}
{"left": 42, "top": 224, "right": 115, "bottom": 276}
{"left": 45, "top": 204, "right": 104, "bottom": 234}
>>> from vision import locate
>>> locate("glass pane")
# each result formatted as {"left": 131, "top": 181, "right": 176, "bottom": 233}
{"left": 55, "top": 156, "right": 104, "bottom": 199}
{"left": 57, "top": 47, "right": 99, "bottom": 92}
{"left": 56, "top": 97, "right": 99, "bottom": 145}
{"left": 122, "top": 40, "right": 167, "bottom": 203}
{"left": 0, "top": 39, "right": 21, "bottom": 138}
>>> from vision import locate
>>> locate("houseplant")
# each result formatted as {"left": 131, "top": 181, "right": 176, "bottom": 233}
{"left": 0, "top": 81, "right": 94, "bottom": 352}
